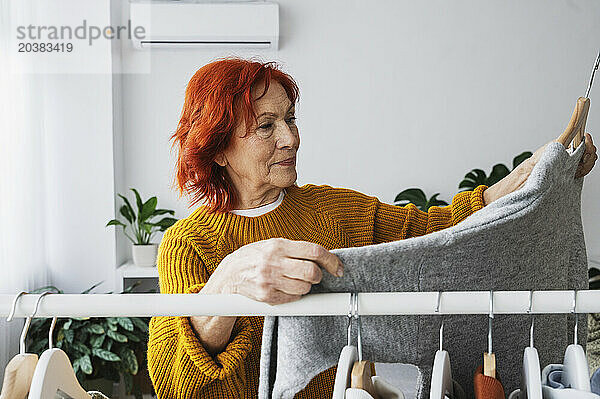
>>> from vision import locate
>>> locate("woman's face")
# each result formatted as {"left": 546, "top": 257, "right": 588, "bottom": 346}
{"left": 216, "top": 80, "right": 299, "bottom": 199}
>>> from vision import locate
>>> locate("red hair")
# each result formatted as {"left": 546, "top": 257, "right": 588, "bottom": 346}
{"left": 170, "top": 57, "right": 300, "bottom": 213}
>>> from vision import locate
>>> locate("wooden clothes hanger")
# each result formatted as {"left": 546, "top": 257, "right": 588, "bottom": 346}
{"left": 557, "top": 50, "right": 598, "bottom": 150}
{"left": 483, "top": 291, "right": 496, "bottom": 378}
{"left": 556, "top": 96, "right": 590, "bottom": 150}
{"left": 0, "top": 292, "right": 49, "bottom": 399}
{"left": 348, "top": 292, "right": 380, "bottom": 399}
{"left": 28, "top": 296, "right": 91, "bottom": 399}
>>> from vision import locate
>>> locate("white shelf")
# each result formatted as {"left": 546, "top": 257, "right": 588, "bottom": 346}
{"left": 117, "top": 261, "right": 159, "bottom": 278}
{"left": 115, "top": 261, "right": 158, "bottom": 292}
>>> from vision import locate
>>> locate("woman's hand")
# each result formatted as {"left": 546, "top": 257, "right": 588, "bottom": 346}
{"left": 484, "top": 132, "right": 597, "bottom": 205}
{"left": 205, "top": 237, "right": 344, "bottom": 305}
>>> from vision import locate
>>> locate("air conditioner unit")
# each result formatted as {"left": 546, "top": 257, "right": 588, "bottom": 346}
{"left": 129, "top": 1, "right": 279, "bottom": 50}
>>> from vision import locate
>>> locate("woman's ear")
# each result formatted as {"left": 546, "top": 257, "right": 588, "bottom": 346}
{"left": 214, "top": 152, "right": 227, "bottom": 167}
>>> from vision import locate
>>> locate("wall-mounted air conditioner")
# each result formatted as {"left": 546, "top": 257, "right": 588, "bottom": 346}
{"left": 129, "top": 1, "right": 279, "bottom": 50}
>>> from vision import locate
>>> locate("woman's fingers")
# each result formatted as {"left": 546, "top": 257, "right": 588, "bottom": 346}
{"left": 575, "top": 133, "right": 597, "bottom": 178}
{"left": 279, "top": 257, "right": 323, "bottom": 283}
{"left": 272, "top": 274, "right": 313, "bottom": 296}
{"left": 268, "top": 238, "right": 344, "bottom": 277}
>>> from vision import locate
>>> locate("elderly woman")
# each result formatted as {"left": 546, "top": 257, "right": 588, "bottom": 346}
{"left": 147, "top": 57, "right": 597, "bottom": 398}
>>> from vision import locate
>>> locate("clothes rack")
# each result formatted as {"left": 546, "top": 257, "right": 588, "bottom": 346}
{"left": 1, "top": 290, "right": 599, "bottom": 318}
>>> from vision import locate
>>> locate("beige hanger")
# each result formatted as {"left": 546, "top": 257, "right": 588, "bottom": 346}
{"left": 483, "top": 291, "right": 496, "bottom": 378}
{"left": 348, "top": 293, "right": 380, "bottom": 399}
{"left": 0, "top": 292, "right": 50, "bottom": 399}
{"left": 351, "top": 360, "right": 379, "bottom": 398}
{"left": 556, "top": 97, "right": 590, "bottom": 150}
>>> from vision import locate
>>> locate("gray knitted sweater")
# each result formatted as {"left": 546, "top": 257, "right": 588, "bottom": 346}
{"left": 259, "top": 139, "right": 588, "bottom": 399}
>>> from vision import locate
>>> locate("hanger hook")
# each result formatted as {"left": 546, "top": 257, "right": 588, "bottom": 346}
{"left": 347, "top": 292, "right": 354, "bottom": 347}
{"left": 528, "top": 290, "right": 535, "bottom": 348}
{"left": 20, "top": 292, "right": 52, "bottom": 354}
{"left": 353, "top": 292, "right": 363, "bottom": 362}
{"left": 585, "top": 49, "right": 600, "bottom": 98}
{"left": 436, "top": 291, "right": 444, "bottom": 352}
{"left": 572, "top": 290, "right": 578, "bottom": 346}
{"left": 488, "top": 290, "right": 494, "bottom": 355}
{"left": 44, "top": 292, "right": 57, "bottom": 350}
{"left": 6, "top": 291, "right": 27, "bottom": 322}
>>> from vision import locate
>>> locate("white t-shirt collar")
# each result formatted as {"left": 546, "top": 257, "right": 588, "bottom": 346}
{"left": 229, "top": 189, "right": 286, "bottom": 217}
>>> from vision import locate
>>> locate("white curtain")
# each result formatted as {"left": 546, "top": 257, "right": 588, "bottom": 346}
{"left": 0, "top": 0, "right": 49, "bottom": 385}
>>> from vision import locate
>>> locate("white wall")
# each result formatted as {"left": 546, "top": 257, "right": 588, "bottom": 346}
{"left": 116, "top": 0, "right": 600, "bottom": 262}
{"left": 40, "top": 0, "right": 117, "bottom": 293}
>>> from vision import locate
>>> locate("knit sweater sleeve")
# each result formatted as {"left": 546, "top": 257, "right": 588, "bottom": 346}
{"left": 147, "top": 228, "right": 253, "bottom": 398}
{"left": 372, "top": 184, "right": 488, "bottom": 243}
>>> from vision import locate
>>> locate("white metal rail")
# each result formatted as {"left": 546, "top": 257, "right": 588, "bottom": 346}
{"left": 0, "top": 290, "right": 599, "bottom": 318}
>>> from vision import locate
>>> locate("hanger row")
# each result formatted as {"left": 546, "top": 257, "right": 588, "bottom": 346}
{"left": 0, "top": 290, "right": 598, "bottom": 318}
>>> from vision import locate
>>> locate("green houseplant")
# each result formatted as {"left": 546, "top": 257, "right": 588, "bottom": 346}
{"left": 458, "top": 151, "right": 533, "bottom": 192}
{"left": 107, "top": 188, "right": 178, "bottom": 267}
{"left": 394, "top": 189, "right": 448, "bottom": 211}
{"left": 395, "top": 150, "right": 533, "bottom": 211}
{"left": 28, "top": 283, "right": 152, "bottom": 399}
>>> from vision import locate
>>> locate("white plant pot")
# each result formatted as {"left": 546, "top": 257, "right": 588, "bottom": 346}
{"left": 132, "top": 244, "right": 158, "bottom": 267}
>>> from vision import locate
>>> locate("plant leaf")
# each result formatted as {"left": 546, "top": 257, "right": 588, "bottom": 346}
{"left": 90, "top": 334, "right": 105, "bottom": 348}
{"left": 148, "top": 217, "right": 178, "bottom": 231}
{"left": 92, "top": 348, "right": 121, "bottom": 362}
{"left": 123, "top": 331, "right": 141, "bottom": 343}
{"left": 117, "top": 317, "right": 134, "bottom": 332}
{"left": 394, "top": 188, "right": 428, "bottom": 208}
{"left": 85, "top": 324, "right": 105, "bottom": 335}
{"left": 141, "top": 223, "right": 153, "bottom": 235}
{"left": 81, "top": 282, "right": 103, "bottom": 294}
{"left": 121, "top": 348, "right": 138, "bottom": 375}
{"left": 487, "top": 163, "right": 511, "bottom": 186}
{"left": 123, "top": 372, "right": 134, "bottom": 394}
{"left": 152, "top": 209, "right": 175, "bottom": 217}
{"left": 80, "top": 354, "right": 93, "bottom": 374}
{"left": 106, "top": 219, "right": 125, "bottom": 228}
{"left": 130, "top": 188, "right": 144, "bottom": 215}
{"left": 107, "top": 329, "right": 128, "bottom": 343}
{"left": 64, "top": 329, "right": 74, "bottom": 344}
{"left": 131, "top": 317, "right": 149, "bottom": 333}
{"left": 139, "top": 196, "right": 158, "bottom": 222}
{"left": 30, "top": 286, "right": 62, "bottom": 294}
{"left": 118, "top": 194, "right": 136, "bottom": 223}
{"left": 119, "top": 205, "right": 134, "bottom": 224}
{"left": 425, "top": 193, "right": 449, "bottom": 210}
{"left": 71, "top": 341, "right": 91, "bottom": 356}
{"left": 512, "top": 151, "right": 533, "bottom": 169}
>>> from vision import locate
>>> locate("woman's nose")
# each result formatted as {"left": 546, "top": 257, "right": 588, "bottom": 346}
{"left": 276, "top": 121, "right": 299, "bottom": 149}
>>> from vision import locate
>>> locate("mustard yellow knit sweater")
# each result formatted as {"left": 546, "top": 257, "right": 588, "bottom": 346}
{"left": 147, "top": 183, "right": 488, "bottom": 399}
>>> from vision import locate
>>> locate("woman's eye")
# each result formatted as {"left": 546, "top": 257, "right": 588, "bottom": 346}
{"left": 286, "top": 116, "right": 297, "bottom": 124}
{"left": 259, "top": 123, "right": 273, "bottom": 130}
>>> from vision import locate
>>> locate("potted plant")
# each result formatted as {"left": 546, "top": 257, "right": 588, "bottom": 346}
{"left": 107, "top": 188, "right": 178, "bottom": 267}
{"left": 394, "top": 150, "right": 533, "bottom": 211}
{"left": 28, "top": 283, "right": 154, "bottom": 399}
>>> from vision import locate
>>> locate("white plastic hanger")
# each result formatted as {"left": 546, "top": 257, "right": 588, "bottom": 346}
{"left": 0, "top": 291, "right": 43, "bottom": 399}
{"left": 28, "top": 294, "right": 91, "bottom": 399}
{"left": 539, "top": 290, "right": 599, "bottom": 399}
{"left": 430, "top": 292, "right": 455, "bottom": 399}
{"left": 560, "top": 290, "right": 591, "bottom": 392}
{"left": 333, "top": 293, "right": 360, "bottom": 399}
{"left": 509, "top": 291, "right": 543, "bottom": 399}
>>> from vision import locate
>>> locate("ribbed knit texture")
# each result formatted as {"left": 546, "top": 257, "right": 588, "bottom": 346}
{"left": 147, "top": 183, "right": 488, "bottom": 398}
{"left": 473, "top": 366, "right": 505, "bottom": 399}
